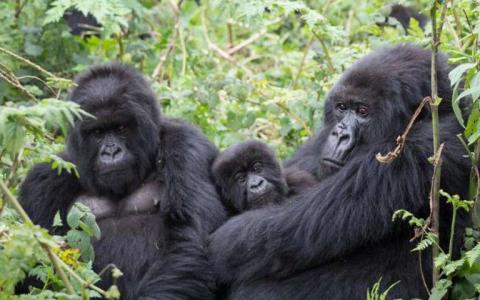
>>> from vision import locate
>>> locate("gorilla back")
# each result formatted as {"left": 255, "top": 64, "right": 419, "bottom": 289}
{"left": 19, "top": 64, "right": 226, "bottom": 299}
{"left": 209, "top": 45, "right": 470, "bottom": 300}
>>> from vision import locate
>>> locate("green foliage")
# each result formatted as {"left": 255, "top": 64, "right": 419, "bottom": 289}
{"left": 366, "top": 278, "right": 399, "bottom": 300}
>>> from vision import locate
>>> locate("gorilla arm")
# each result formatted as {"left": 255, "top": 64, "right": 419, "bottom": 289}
{"left": 19, "top": 155, "right": 84, "bottom": 231}
{"left": 210, "top": 140, "right": 435, "bottom": 284}
{"left": 158, "top": 117, "right": 227, "bottom": 231}
{"left": 284, "top": 167, "right": 318, "bottom": 197}
{"left": 135, "top": 117, "right": 227, "bottom": 299}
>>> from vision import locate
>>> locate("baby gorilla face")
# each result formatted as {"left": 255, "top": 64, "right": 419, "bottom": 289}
{"left": 212, "top": 141, "right": 288, "bottom": 214}
{"left": 234, "top": 161, "right": 278, "bottom": 209}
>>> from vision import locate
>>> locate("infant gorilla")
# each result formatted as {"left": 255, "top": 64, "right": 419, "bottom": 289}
{"left": 212, "top": 140, "right": 317, "bottom": 214}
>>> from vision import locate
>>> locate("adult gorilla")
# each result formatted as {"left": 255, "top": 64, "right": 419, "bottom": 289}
{"left": 209, "top": 45, "right": 470, "bottom": 299}
{"left": 19, "top": 64, "right": 227, "bottom": 299}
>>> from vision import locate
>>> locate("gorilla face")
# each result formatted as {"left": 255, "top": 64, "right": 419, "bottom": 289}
{"left": 212, "top": 141, "right": 288, "bottom": 213}
{"left": 318, "top": 45, "right": 443, "bottom": 176}
{"left": 320, "top": 85, "right": 373, "bottom": 171}
{"left": 67, "top": 64, "right": 161, "bottom": 197}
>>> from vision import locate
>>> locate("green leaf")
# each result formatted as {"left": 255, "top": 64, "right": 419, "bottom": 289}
{"left": 465, "top": 103, "right": 480, "bottom": 144}
{"left": 66, "top": 205, "right": 82, "bottom": 229}
{"left": 52, "top": 212, "right": 63, "bottom": 227}
{"left": 429, "top": 279, "right": 452, "bottom": 300}
{"left": 448, "top": 63, "right": 476, "bottom": 86}
{"left": 466, "top": 243, "right": 480, "bottom": 267}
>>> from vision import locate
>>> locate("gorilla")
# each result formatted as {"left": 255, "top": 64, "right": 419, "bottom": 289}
{"left": 209, "top": 44, "right": 470, "bottom": 300}
{"left": 211, "top": 140, "right": 317, "bottom": 214}
{"left": 377, "top": 4, "right": 428, "bottom": 33}
{"left": 64, "top": 10, "right": 100, "bottom": 37}
{"left": 19, "top": 64, "right": 227, "bottom": 299}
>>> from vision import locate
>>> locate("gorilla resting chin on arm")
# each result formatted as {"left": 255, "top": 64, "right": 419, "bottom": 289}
{"left": 211, "top": 140, "right": 317, "bottom": 214}
{"left": 209, "top": 44, "right": 470, "bottom": 300}
{"left": 19, "top": 64, "right": 227, "bottom": 299}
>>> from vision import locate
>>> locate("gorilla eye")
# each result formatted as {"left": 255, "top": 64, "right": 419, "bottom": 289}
{"left": 116, "top": 125, "right": 126, "bottom": 133}
{"left": 93, "top": 128, "right": 103, "bottom": 136}
{"left": 235, "top": 172, "right": 246, "bottom": 183}
{"left": 357, "top": 105, "right": 369, "bottom": 117}
{"left": 336, "top": 103, "right": 347, "bottom": 111}
{"left": 252, "top": 162, "right": 263, "bottom": 173}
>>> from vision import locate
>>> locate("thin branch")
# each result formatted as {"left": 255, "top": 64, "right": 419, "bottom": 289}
{"left": 292, "top": 36, "right": 314, "bottom": 89}
{"left": 312, "top": 31, "right": 335, "bottom": 73}
{"left": 152, "top": 0, "right": 183, "bottom": 80}
{"left": 178, "top": 25, "right": 187, "bottom": 76}
{"left": 0, "top": 46, "right": 55, "bottom": 78}
{"left": 0, "top": 180, "right": 110, "bottom": 297}
{"left": 227, "top": 29, "right": 267, "bottom": 55}
{"left": 227, "top": 18, "right": 234, "bottom": 49}
{"left": 0, "top": 180, "right": 75, "bottom": 293}
{"left": 200, "top": 8, "right": 252, "bottom": 75}
{"left": 376, "top": 97, "right": 430, "bottom": 163}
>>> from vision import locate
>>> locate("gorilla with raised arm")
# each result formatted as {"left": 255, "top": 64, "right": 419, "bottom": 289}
{"left": 209, "top": 45, "right": 470, "bottom": 299}
{"left": 19, "top": 64, "right": 227, "bottom": 299}
{"left": 212, "top": 140, "right": 317, "bottom": 214}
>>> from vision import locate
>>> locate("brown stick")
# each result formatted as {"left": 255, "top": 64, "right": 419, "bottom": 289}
{"left": 376, "top": 97, "right": 430, "bottom": 163}
{"left": 152, "top": 0, "right": 183, "bottom": 80}
{"left": 227, "top": 29, "right": 267, "bottom": 55}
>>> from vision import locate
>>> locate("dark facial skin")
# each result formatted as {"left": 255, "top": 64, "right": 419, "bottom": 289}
{"left": 67, "top": 65, "right": 161, "bottom": 197}
{"left": 320, "top": 99, "right": 369, "bottom": 170}
{"left": 212, "top": 141, "right": 288, "bottom": 213}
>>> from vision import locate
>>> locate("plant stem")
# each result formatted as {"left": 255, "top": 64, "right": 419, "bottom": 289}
{"left": 429, "top": 0, "right": 448, "bottom": 285}
{"left": 0, "top": 179, "right": 110, "bottom": 296}
{"left": 312, "top": 31, "right": 335, "bottom": 73}
{"left": 448, "top": 206, "right": 457, "bottom": 259}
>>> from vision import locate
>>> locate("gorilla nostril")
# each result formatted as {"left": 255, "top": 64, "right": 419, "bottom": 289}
{"left": 250, "top": 178, "right": 265, "bottom": 190}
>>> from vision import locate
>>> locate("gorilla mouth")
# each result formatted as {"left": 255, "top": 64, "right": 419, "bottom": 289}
{"left": 322, "top": 158, "right": 345, "bottom": 168}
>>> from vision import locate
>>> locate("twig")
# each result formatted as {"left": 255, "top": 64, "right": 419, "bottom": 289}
{"left": 312, "top": 31, "right": 335, "bottom": 73}
{"left": 0, "top": 46, "right": 55, "bottom": 78}
{"left": 227, "top": 18, "right": 234, "bottom": 49}
{"left": 293, "top": 36, "right": 314, "bottom": 89}
{"left": 15, "top": 0, "right": 27, "bottom": 19}
{"left": 227, "top": 29, "right": 267, "bottom": 55}
{"left": 376, "top": 97, "right": 430, "bottom": 163}
{"left": 275, "top": 102, "right": 311, "bottom": 135}
{"left": 17, "top": 75, "right": 57, "bottom": 95}
{"left": 418, "top": 239, "right": 431, "bottom": 296}
{"left": 200, "top": 8, "right": 252, "bottom": 75}
{"left": 152, "top": 0, "right": 183, "bottom": 80}
{"left": 0, "top": 180, "right": 75, "bottom": 293}
{"left": 0, "top": 180, "right": 110, "bottom": 297}
{"left": 7, "top": 148, "right": 23, "bottom": 187}
{"left": 178, "top": 25, "right": 187, "bottom": 76}
{"left": 0, "top": 69, "right": 38, "bottom": 102}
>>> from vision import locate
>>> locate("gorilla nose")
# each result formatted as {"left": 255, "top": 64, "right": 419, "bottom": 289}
{"left": 333, "top": 124, "right": 355, "bottom": 149}
{"left": 100, "top": 145, "right": 123, "bottom": 162}
{"left": 249, "top": 175, "right": 265, "bottom": 192}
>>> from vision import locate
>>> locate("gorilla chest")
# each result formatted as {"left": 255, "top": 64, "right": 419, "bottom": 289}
{"left": 75, "top": 181, "right": 168, "bottom": 281}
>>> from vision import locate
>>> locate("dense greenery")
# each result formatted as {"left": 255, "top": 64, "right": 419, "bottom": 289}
{"left": 0, "top": 0, "right": 479, "bottom": 299}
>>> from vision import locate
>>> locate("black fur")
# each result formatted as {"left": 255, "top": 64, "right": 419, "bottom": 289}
{"left": 212, "top": 141, "right": 288, "bottom": 214}
{"left": 377, "top": 4, "right": 428, "bottom": 33}
{"left": 19, "top": 63, "right": 227, "bottom": 299}
{"left": 212, "top": 141, "right": 317, "bottom": 215}
{"left": 209, "top": 45, "right": 470, "bottom": 300}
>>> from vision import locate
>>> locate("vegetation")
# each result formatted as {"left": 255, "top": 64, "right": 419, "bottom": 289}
{"left": 0, "top": 0, "right": 478, "bottom": 299}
